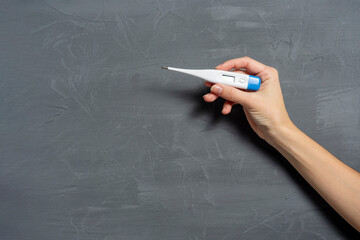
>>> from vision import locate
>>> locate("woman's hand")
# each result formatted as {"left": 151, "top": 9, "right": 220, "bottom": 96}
{"left": 203, "top": 56, "right": 294, "bottom": 141}
{"left": 205, "top": 57, "right": 360, "bottom": 231}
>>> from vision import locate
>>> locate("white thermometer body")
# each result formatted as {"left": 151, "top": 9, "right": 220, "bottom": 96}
{"left": 162, "top": 66, "right": 261, "bottom": 91}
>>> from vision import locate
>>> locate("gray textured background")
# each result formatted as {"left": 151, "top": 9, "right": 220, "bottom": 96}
{"left": 1, "top": 0, "right": 360, "bottom": 239}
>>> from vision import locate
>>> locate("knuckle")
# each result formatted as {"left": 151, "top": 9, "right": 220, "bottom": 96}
{"left": 262, "top": 67, "right": 278, "bottom": 79}
{"left": 227, "top": 88, "right": 237, "bottom": 101}
{"left": 269, "top": 67, "right": 278, "bottom": 74}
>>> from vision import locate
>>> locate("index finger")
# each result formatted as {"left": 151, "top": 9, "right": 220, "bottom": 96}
{"left": 216, "top": 56, "right": 267, "bottom": 75}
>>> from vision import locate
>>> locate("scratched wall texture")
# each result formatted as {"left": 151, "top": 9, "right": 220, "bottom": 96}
{"left": 0, "top": 0, "right": 359, "bottom": 239}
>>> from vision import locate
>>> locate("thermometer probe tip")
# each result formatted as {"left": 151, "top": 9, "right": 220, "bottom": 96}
{"left": 161, "top": 66, "right": 168, "bottom": 69}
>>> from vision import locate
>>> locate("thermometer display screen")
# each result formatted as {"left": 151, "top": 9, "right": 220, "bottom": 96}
{"left": 221, "top": 75, "right": 235, "bottom": 82}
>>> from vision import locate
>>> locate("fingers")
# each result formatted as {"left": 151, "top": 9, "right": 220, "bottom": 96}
{"left": 257, "top": 66, "right": 279, "bottom": 82}
{"left": 204, "top": 59, "right": 260, "bottom": 110}
{"left": 210, "top": 84, "right": 252, "bottom": 107}
{"left": 204, "top": 81, "right": 214, "bottom": 88}
{"left": 203, "top": 92, "right": 218, "bottom": 102}
{"left": 222, "top": 101, "right": 235, "bottom": 115}
{"left": 203, "top": 92, "right": 236, "bottom": 114}
{"left": 216, "top": 56, "right": 267, "bottom": 75}
{"left": 204, "top": 82, "right": 216, "bottom": 102}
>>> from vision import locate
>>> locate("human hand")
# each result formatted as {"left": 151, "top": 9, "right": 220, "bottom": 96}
{"left": 203, "top": 57, "right": 294, "bottom": 141}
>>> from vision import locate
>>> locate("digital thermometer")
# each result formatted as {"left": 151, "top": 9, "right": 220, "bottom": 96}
{"left": 161, "top": 66, "right": 261, "bottom": 91}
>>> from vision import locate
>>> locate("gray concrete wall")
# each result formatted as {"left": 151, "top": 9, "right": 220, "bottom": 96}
{"left": 1, "top": 0, "right": 359, "bottom": 239}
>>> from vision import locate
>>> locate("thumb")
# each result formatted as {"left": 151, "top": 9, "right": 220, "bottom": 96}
{"left": 210, "top": 84, "right": 252, "bottom": 107}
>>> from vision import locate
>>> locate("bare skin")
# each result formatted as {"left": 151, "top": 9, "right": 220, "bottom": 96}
{"left": 203, "top": 56, "right": 360, "bottom": 231}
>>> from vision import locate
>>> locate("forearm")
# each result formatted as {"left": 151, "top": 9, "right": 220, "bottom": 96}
{"left": 266, "top": 123, "right": 360, "bottom": 231}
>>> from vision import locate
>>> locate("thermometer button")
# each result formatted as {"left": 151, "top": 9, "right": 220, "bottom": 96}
{"left": 237, "top": 76, "right": 247, "bottom": 83}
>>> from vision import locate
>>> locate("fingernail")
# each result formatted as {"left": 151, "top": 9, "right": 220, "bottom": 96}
{"left": 211, "top": 85, "right": 223, "bottom": 95}
{"left": 215, "top": 63, "right": 223, "bottom": 68}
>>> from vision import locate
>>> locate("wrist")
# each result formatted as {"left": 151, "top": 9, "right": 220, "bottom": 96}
{"left": 264, "top": 120, "right": 299, "bottom": 147}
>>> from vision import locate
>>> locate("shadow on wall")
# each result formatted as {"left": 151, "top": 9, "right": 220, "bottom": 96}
{"left": 147, "top": 84, "right": 360, "bottom": 238}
